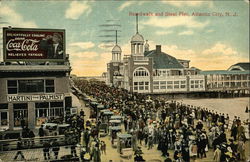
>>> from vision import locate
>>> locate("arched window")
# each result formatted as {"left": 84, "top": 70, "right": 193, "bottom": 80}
{"left": 133, "top": 67, "right": 149, "bottom": 77}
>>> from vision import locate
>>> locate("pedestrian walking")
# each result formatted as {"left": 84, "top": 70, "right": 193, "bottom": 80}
{"left": 52, "top": 139, "right": 60, "bottom": 159}
{"left": 71, "top": 141, "right": 78, "bottom": 157}
{"left": 39, "top": 125, "right": 45, "bottom": 143}
{"left": 14, "top": 137, "right": 25, "bottom": 161}
{"left": 28, "top": 130, "right": 35, "bottom": 148}
{"left": 100, "top": 141, "right": 106, "bottom": 155}
{"left": 43, "top": 141, "right": 51, "bottom": 160}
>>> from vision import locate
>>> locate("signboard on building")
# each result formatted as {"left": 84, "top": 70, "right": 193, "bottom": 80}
{"left": 3, "top": 27, "right": 65, "bottom": 62}
{"left": 7, "top": 94, "right": 64, "bottom": 102}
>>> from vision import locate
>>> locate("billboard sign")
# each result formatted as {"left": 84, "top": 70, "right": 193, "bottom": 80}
{"left": 3, "top": 27, "right": 65, "bottom": 61}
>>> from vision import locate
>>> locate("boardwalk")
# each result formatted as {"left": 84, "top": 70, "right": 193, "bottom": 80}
{"left": 0, "top": 94, "right": 249, "bottom": 162}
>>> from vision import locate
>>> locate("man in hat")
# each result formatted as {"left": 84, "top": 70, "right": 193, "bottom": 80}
{"left": 40, "top": 33, "right": 64, "bottom": 59}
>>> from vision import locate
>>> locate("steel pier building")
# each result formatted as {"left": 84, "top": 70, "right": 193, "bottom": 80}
{"left": 106, "top": 19, "right": 250, "bottom": 95}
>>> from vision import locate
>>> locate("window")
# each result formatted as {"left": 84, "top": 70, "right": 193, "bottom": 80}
{"left": 180, "top": 85, "right": 186, "bottom": 88}
{"left": 160, "top": 81, "right": 166, "bottom": 85}
{"left": 180, "top": 81, "right": 186, "bottom": 89}
{"left": 174, "top": 81, "right": 179, "bottom": 89}
{"left": 160, "top": 86, "right": 166, "bottom": 89}
{"left": 18, "top": 80, "right": 44, "bottom": 93}
{"left": 134, "top": 81, "right": 150, "bottom": 91}
{"left": 46, "top": 80, "right": 54, "bottom": 93}
{"left": 0, "top": 112, "right": 8, "bottom": 126}
{"left": 133, "top": 67, "right": 149, "bottom": 77}
{"left": 13, "top": 103, "right": 28, "bottom": 127}
{"left": 167, "top": 81, "right": 173, "bottom": 84}
{"left": 167, "top": 85, "right": 173, "bottom": 89}
{"left": 35, "top": 102, "right": 63, "bottom": 125}
{"left": 134, "top": 82, "right": 138, "bottom": 90}
{"left": 7, "top": 80, "right": 17, "bottom": 94}
{"left": 154, "top": 86, "right": 159, "bottom": 90}
{"left": 7, "top": 79, "right": 55, "bottom": 94}
{"left": 153, "top": 81, "right": 159, "bottom": 85}
{"left": 174, "top": 85, "right": 179, "bottom": 89}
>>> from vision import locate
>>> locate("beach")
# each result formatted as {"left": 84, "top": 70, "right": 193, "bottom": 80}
{"left": 178, "top": 97, "right": 249, "bottom": 121}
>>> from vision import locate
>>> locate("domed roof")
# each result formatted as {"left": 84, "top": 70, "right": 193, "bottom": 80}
{"left": 112, "top": 44, "right": 122, "bottom": 53}
{"left": 131, "top": 33, "right": 144, "bottom": 42}
{"left": 144, "top": 50, "right": 184, "bottom": 69}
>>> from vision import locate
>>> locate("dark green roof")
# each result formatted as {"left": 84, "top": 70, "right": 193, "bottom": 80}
{"left": 144, "top": 50, "right": 184, "bottom": 69}
{"left": 230, "top": 62, "right": 250, "bottom": 71}
{"left": 200, "top": 70, "right": 250, "bottom": 75}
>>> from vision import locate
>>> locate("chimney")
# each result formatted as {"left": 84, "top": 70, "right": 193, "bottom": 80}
{"left": 156, "top": 45, "right": 161, "bottom": 54}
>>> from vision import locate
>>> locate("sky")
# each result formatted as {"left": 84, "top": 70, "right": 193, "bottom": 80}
{"left": 0, "top": 0, "right": 249, "bottom": 76}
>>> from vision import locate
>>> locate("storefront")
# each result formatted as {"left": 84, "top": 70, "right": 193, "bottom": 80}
{"left": 0, "top": 64, "right": 72, "bottom": 130}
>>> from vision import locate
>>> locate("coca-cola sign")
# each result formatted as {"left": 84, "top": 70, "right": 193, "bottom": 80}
{"left": 3, "top": 28, "right": 65, "bottom": 61}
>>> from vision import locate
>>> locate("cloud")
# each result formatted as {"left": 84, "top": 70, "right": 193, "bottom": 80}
{"left": 155, "top": 30, "right": 173, "bottom": 35}
{"left": 98, "top": 43, "right": 115, "bottom": 50}
{"left": 142, "top": 41, "right": 246, "bottom": 70}
{"left": 202, "top": 43, "right": 237, "bottom": 56}
{"left": 65, "top": 1, "right": 92, "bottom": 20}
{"left": 0, "top": 4, "right": 37, "bottom": 28}
{"left": 162, "top": 1, "right": 213, "bottom": 8}
{"left": 118, "top": 1, "right": 145, "bottom": 11}
{"left": 142, "top": 16, "right": 209, "bottom": 29}
{"left": 178, "top": 30, "right": 194, "bottom": 35}
{"left": 69, "top": 41, "right": 95, "bottom": 49}
{"left": 118, "top": 2, "right": 135, "bottom": 11}
{"left": 206, "top": 29, "right": 214, "bottom": 33}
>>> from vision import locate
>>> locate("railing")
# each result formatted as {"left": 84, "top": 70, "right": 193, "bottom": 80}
{"left": 133, "top": 56, "right": 149, "bottom": 61}
{"left": 0, "top": 135, "right": 75, "bottom": 151}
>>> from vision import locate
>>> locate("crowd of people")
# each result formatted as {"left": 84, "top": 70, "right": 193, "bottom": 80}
{"left": 10, "top": 79, "right": 249, "bottom": 161}
{"left": 73, "top": 79, "right": 249, "bottom": 162}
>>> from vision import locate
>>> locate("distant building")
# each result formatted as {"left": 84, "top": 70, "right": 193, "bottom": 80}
{"left": 106, "top": 16, "right": 250, "bottom": 94}
{"left": 107, "top": 16, "right": 203, "bottom": 93}
{"left": 200, "top": 62, "right": 250, "bottom": 91}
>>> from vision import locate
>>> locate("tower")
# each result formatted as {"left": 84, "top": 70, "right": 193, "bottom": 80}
{"left": 111, "top": 30, "right": 122, "bottom": 62}
{"left": 131, "top": 14, "right": 144, "bottom": 55}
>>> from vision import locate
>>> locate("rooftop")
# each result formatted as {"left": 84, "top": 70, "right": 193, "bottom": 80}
{"left": 144, "top": 49, "right": 184, "bottom": 69}
{"left": 131, "top": 33, "right": 144, "bottom": 43}
{"left": 228, "top": 62, "right": 250, "bottom": 71}
{"left": 200, "top": 70, "right": 250, "bottom": 75}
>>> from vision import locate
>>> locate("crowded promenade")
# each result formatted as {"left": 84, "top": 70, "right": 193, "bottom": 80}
{"left": 0, "top": 79, "right": 249, "bottom": 162}
{"left": 73, "top": 79, "right": 250, "bottom": 162}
